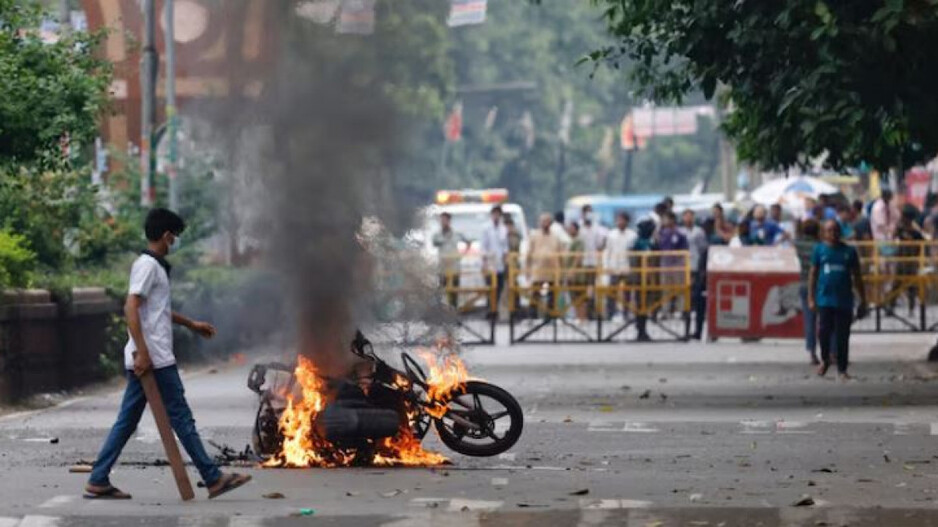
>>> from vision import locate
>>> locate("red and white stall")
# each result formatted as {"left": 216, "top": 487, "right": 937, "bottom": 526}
{"left": 707, "top": 246, "right": 804, "bottom": 339}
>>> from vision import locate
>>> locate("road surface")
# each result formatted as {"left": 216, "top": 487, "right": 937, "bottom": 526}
{"left": 1, "top": 332, "right": 937, "bottom": 525}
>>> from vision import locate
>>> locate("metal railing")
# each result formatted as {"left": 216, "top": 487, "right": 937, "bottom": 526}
{"left": 506, "top": 251, "right": 695, "bottom": 343}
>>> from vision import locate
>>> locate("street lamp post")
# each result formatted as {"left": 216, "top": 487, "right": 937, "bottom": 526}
{"left": 139, "top": 0, "right": 158, "bottom": 206}
{"left": 165, "top": 0, "right": 179, "bottom": 212}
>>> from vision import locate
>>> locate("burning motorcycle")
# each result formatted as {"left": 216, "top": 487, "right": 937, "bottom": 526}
{"left": 247, "top": 331, "right": 523, "bottom": 466}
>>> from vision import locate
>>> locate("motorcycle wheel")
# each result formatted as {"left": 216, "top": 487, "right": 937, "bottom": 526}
{"left": 433, "top": 381, "right": 523, "bottom": 457}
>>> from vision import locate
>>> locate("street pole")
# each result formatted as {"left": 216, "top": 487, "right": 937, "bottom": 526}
{"left": 139, "top": 0, "right": 158, "bottom": 207}
{"left": 165, "top": 0, "right": 179, "bottom": 212}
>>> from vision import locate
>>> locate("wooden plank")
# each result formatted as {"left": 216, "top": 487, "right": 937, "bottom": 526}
{"left": 139, "top": 372, "right": 195, "bottom": 501}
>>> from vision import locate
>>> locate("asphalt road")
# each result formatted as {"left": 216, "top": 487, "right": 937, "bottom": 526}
{"left": 1, "top": 332, "right": 937, "bottom": 526}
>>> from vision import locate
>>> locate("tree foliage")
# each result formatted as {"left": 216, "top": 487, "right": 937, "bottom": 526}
{"left": 0, "top": 0, "right": 111, "bottom": 168}
{"left": 436, "top": 1, "right": 719, "bottom": 216}
{"left": 592, "top": 0, "right": 938, "bottom": 172}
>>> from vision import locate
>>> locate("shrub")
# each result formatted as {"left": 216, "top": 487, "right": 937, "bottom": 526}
{"left": 0, "top": 230, "right": 36, "bottom": 288}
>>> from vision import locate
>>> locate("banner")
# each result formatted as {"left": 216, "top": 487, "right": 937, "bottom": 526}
{"left": 336, "top": 0, "right": 375, "bottom": 35}
{"left": 905, "top": 167, "right": 931, "bottom": 209}
{"left": 630, "top": 105, "right": 713, "bottom": 138}
{"left": 448, "top": 0, "right": 487, "bottom": 27}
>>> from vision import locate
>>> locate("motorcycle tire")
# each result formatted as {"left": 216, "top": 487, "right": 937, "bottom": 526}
{"left": 434, "top": 381, "right": 523, "bottom": 457}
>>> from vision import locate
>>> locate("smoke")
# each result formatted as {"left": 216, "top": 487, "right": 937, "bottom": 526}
{"left": 192, "top": 1, "right": 454, "bottom": 374}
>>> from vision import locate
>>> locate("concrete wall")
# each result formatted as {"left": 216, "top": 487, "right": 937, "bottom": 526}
{"left": 0, "top": 288, "right": 118, "bottom": 404}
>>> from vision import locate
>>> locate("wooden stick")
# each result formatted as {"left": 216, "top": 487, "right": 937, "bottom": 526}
{"left": 139, "top": 372, "right": 195, "bottom": 501}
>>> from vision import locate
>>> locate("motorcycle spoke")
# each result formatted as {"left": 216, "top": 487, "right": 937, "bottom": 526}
{"left": 472, "top": 393, "right": 483, "bottom": 413}
{"left": 489, "top": 410, "right": 511, "bottom": 421}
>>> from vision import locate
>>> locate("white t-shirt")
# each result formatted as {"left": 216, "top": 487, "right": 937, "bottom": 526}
{"left": 124, "top": 254, "right": 174, "bottom": 370}
{"left": 603, "top": 227, "right": 638, "bottom": 274}
{"left": 480, "top": 221, "right": 509, "bottom": 273}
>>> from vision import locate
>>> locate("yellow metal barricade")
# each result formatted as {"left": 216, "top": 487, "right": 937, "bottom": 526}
{"left": 507, "top": 250, "right": 693, "bottom": 343}
{"left": 849, "top": 240, "right": 938, "bottom": 332}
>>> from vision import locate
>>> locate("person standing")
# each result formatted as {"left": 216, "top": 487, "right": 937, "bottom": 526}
{"left": 710, "top": 203, "right": 734, "bottom": 244}
{"left": 565, "top": 222, "right": 588, "bottom": 320}
{"left": 657, "top": 211, "right": 689, "bottom": 316}
{"left": 579, "top": 204, "right": 607, "bottom": 318}
{"left": 871, "top": 189, "right": 900, "bottom": 242}
{"left": 852, "top": 199, "right": 873, "bottom": 241}
{"left": 749, "top": 204, "right": 788, "bottom": 245}
{"left": 808, "top": 219, "right": 868, "bottom": 380}
{"left": 679, "top": 209, "right": 708, "bottom": 279}
{"left": 603, "top": 211, "right": 638, "bottom": 320}
{"left": 84, "top": 209, "right": 251, "bottom": 500}
{"left": 527, "top": 213, "right": 564, "bottom": 317}
{"left": 432, "top": 212, "right": 466, "bottom": 308}
{"left": 795, "top": 219, "right": 821, "bottom": 365}
{"left": 481, "top": 205, "right": 509, "bottom": 317}
{"left": 631, "top": 219, "right": 658, "bottom": 341}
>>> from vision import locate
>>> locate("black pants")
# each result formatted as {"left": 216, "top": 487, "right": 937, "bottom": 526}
{"left": 439, "top": 274, "right": 460, "bottom": 308}
{"left": 691, "top": 271, "right": 707, "bottom": 338}
{"left": 487, "top": 272, "right": 506, "bottom": 316}
{"left": 818, "top": 306, "right": 853, "bottom": 373}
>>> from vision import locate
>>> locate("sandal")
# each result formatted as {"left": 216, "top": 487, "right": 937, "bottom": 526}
{"left": 83, "top": 485, "right": 132, "bottom": 500}
{"left": 207, "top": 473, "right": 252, "bottom": 499}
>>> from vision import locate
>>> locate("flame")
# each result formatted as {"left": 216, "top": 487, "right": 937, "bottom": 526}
{"left": 264, "top": 352, "right": 469, "bottom": 469}
{"left": 419, "top": 350, "right": 470, "bottom": 419}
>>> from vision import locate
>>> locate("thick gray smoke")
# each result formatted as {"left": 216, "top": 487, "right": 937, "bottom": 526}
{"left": 195, "top": 1, "right": 454, "bottom": 373}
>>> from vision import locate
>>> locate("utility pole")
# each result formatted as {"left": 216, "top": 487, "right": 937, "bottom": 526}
{"left": 139, "top": 0, "right": 158, "bottom": 206}
{"left": 165, "top": 0, "right": 179, "bottom": 211}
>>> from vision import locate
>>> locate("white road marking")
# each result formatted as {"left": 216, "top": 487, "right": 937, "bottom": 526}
{"left": 491, "top": 477, "right": 509, "bottom": 486}
{"left": 0, "top": 397, "right": 88, "bottom": 425}
{"left": 530, "top": 466, "right": 567, "bottom": 471}
{"left": 22, "top": 438, "right": 57, "bottom": 443}
{"left": 622, "top": 422, "right": 659, "bottom": 433}
{"left": 776, "top": 421, "right": 814, "bottom": 435}
{"left": 0, "top": 518, "right": 19, "bottom": 527}
{"left": 447, "top": 499, "right": 503, "bottom": 512}
{"left": 19, "top": 516, "right": 60, "bottom": 527}
{"left": 894, "top": 423, "right": 913, "bottom": 436}
{"left": 587, "top": 421, "right": 618, "bottom": 432}
{"left": 578, "top": 498, "right": 652, "bottom": 509}
{"left": 37, "top": 496, "right": 74, "bottom": 510}
{"left": 497, "top": 452, "right": 516, "bottom": 461}
{"left": 739, "top": 420, "right": 772, "bottom": 434}
{"left": 931, "top": 423, "right": 938, "bottom": 436}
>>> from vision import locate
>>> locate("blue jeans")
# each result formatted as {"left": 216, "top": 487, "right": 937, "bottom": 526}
{"left": 89, "top": 366, "right": 221, "bottom": 487}
{"left": 799, "top": 285, "right": 817, "bottom": 357}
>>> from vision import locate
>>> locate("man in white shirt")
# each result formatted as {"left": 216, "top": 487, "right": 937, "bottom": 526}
{"left": 678, "top": 209, "right": 708, "bottom": 272}
{"left": 579, "top": 205, "right": 606, "bottom": 318}
{"left": 870, "top": 189, "right": 900, "bottom": 242}
{"left": 603, "top": 211, "right": 638, "bottom": 319}
{"left": 85, "top": 209, "right": 251, "bottom": 500}
{"left": 480, "top": 205, "right": 509, "bottom": 316}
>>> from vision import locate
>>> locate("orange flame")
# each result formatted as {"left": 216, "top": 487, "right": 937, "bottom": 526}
{"left": 265, "top": 352, "right": 470, "bottom": 468}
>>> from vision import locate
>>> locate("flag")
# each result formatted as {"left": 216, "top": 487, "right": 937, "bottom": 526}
{"left": 447, "top": 0, "right": 487, "bottom": 27}
{"left": 620, "top": 113, "right": 636, "bottom": 151}
{"left": 444, "top": 102, "right": 463, "bottom": 142}
{"left": 337, "top": 0, "right": 375, "bottom": 35}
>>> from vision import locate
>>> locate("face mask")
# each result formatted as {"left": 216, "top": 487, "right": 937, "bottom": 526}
{"left": 167, "top": 235, "right": 180, "bottom": 254}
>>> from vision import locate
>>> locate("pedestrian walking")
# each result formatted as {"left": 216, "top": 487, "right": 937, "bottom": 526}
{"left": 691, "top": 218, "right": 715, "bottom": 340}
{"left": 795, "top": 219, "right": 821, "bottom": 364}
{"left": 871, "top": 189, "right": 900, "bottom": 243}
{"left": 893, "top": 205, "right": 926, "bottom": 316}
{"left": 527, "top": 213, "right": 564, "bottom": 318}
{"left": 481, "top": 205, "right": 509, "bottom": 317}
{"left": 603, "top": 211, "right": 638, "bottom": 320}
{"left": 432, "top": 212, "right": 466, "bottom": 308}
{"left": 808, "top": 219, "right": 868, "bottom": 380}
{"left": 84, "top": 209, "right": 251, "bottom": 500}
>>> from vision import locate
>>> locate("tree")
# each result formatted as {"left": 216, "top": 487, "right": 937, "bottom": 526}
{"left": 0, "top": 0, "right": 111, "bottom": 168}
{"left": 591, "top": 1, "right": 938, "bottom": 173}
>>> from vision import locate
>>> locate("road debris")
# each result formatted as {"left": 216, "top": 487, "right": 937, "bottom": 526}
{"left": 68, "top": 464, "right": 92, "bottom": 473}
{"left": 639, "top": 390, "right": 652, "bottom": 399}
{"left": 381, "top": 489, "right": 404, "bottom": 498}
{"left": 263, "top": 492, "right": 285, "bottom": 499}
{"left": 569, "top": 488, "right": 589, "bottom": 496}
{"left": 792, "top": 495, "right": 815, "bottom": 507}
{"left": 209, "top": 440, "right": 261, "bottom": 466}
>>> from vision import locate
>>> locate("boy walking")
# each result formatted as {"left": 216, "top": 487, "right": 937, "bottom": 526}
{"left": 84, "top": 209, "right": 251, "bottom": 500}
{"left": 808, "top": 219, "right": 867, "bottom": 380}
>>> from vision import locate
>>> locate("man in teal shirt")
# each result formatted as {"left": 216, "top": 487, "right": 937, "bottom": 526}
{"left": 808, "top": 220, "right": 868, "bottom": 379}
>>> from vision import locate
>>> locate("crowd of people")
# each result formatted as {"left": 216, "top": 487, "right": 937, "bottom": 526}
{"left": 433, "top": 190, "right": 938, "bottom": 352}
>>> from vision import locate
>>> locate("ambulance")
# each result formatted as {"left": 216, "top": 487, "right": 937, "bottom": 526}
{"left": 414, "top": 189, "right": 529, "bottom": 307}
